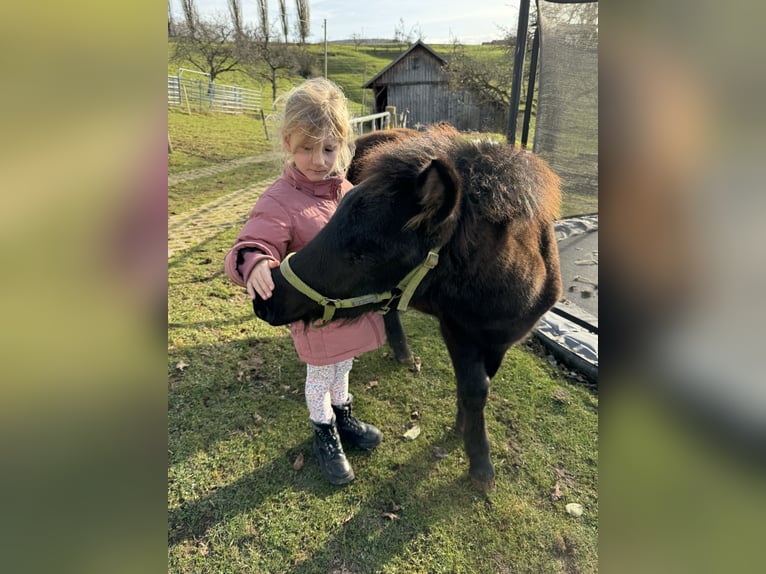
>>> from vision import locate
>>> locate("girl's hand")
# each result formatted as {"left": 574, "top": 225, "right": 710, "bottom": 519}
{"left": 246, "top": 259, "right": 280, "bottom": 300}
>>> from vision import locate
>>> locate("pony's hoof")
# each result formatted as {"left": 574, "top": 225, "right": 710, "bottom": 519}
{"left": 469, "top": 466, "right": 496, "bottom": 493}
{"left": 470, "top": 475, "right": 496, "bottom": 493}
{"left": 404, "top": 355, "right": 422, "bottom": 374}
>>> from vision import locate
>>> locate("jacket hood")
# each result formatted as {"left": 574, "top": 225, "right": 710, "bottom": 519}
{"left": 283, "top": 164, "right": 344, "bottom": 199}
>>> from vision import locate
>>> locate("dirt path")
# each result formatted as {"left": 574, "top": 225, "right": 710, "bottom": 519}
{"left": 168, "top": 156, "right": 281, "bottom": 258}
{"left": 168, "top": 153, "right": 279, "bottom": 187}
{"left": 167, "top": 179, "right": 274, "bottom": 258}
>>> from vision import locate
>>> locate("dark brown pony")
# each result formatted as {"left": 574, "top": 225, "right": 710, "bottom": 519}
{"left": 253, "top": 125, "right": 562, "bottom": 490}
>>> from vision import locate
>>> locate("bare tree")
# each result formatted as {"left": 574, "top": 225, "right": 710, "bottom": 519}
{"left": 180, "top": 0, "right": 199, "bottom": 34}
{"left": 411, "top": 23, "right": 425, "bottom": 43}
{"left": 227, "top": 0, "right": 243, "bottom": 41}
{"left": 393, "top": 18, "right": 406, "bottom": 47}
{"left": 279, "top": 0, "right": 289, "bottom": 43}
{"left": 295, "top": 0, "right": 310, "bottom": 45}
{"left": 257, "top": 0, "right": 270, "bottom": 44}
{"left": 350, "top": 32, "right": 363, "bottom": 51}
{"left": 233, "top": 21, "right": 312, "bottom": 105}
{"left": 168, "top": 0, "right": 174, "bottom": 37}
{"left": 174, "top": 5, "right": 240, "bottom": 83}
{"left": 393, "top": 18, "right": 424, "bottom": 48}
{"left": 226, "top": 0, "right": 316, "bottom": 104}
{"left": 444, "top": 37, "right": 514, "bottom": 108}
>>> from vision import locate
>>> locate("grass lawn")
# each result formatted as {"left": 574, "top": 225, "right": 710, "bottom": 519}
{"left": 168, "top": 226, "right": 598, "bottom": 573}
{"left": 168, "top": 161, "right": 280, "bottom": 216}
{"left": 168, "top": 40, "right": 597, "bottom": 573}
{"left": 168, "top": 108, "right": 274, "bottom": 174}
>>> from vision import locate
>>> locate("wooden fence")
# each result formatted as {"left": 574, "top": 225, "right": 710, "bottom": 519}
{"left": 349, "top": 111, "right": 391, "bottom": 135}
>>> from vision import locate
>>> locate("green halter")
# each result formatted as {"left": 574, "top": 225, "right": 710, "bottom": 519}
{"left": 279, "top": 248, "right": 441, "bottom": 324}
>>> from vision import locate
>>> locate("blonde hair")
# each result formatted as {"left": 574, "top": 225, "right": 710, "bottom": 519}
{"left": 274, "top": 78, "right": 354, "bottom": 175}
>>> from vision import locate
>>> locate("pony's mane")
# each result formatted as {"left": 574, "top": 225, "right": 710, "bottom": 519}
{"left": 359, "top": 125, "right": 561, "bottom": 223}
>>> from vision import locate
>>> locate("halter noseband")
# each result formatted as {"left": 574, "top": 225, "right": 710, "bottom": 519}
{"left": 279, "top": 249, "right": 440, "bottom": 324}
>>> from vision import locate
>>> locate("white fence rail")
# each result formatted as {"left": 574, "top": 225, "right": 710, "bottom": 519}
{"left": 168, "top": 75, "right": 262, "bottom": 115}
{"left": 350, "top": 112, "right": 391, "bottom": 135}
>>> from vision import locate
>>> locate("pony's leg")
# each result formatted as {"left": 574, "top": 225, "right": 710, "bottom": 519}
{"left": 454, "top": 344, "right": 508, "bottom": 434}
{"left": 383, "top": 311, "right": 416, "bottom": 367}
{"left": 483, "top": 343, "right": 511, "bottom": 379}
{"left": 440, "top": 319, "right": 495, "bottom": 492}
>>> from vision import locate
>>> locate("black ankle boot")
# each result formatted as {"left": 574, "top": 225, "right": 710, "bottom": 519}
{"left": 332, "top": 394, "right": 383, "bottom": 451}
{"left": 311, "top": 417, "right": 355, "bottom": 485}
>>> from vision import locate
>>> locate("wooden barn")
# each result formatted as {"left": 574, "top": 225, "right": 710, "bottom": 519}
{"left": 363, "top": 41, "right": 508, "bottom": 133}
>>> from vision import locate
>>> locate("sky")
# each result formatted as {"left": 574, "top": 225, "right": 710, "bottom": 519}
{"left": 172, "top": 0, "right": 521, "bottom": 44}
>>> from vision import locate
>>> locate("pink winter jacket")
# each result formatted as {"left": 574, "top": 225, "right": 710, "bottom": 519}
{"left": 224, "top": 164, "right": 386, "bottom": 366}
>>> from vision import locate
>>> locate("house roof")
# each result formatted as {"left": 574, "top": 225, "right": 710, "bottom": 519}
{"left": 362, "top": 41, "right": 448, "bottom": 89}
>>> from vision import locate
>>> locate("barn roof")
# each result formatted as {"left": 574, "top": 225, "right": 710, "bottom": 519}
{"left": 362, "top": 41, "right": 448, "bottom": 89}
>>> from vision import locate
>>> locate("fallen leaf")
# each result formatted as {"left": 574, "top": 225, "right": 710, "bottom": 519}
{"left": 433, "top": 446, "right": 448, "bottom": 459}
{"left": 411, "top": 356, "right": 422, "bottom": 374}
{"left": 565, "top": 503, "right": 584, "bottom": 517}
{"left": 293, "top": 453, "right": 304, "bottom": 471}
{"left": 382, "top": 512, "right": 399, "bottom": 521}
{"left": 551, "top": 482, "right": 563, "bottom": 501}
{"left": 366, "top": 380, "right": 379, "bottom": 390}
{"left": 552, "top": 388, "right": 571, "bottom": 404}
{"left": 198, "top": 541, "right": 209, "bottom": 556}
{"left": 175, "top": 360, "right": 189, "bottom": 371}
{"left": 403, "top": 425, "right": 421, "bottom": 440}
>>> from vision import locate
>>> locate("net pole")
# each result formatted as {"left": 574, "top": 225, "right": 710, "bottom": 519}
{"left": 506, "top": 0, "right": 530, "bottom": 145}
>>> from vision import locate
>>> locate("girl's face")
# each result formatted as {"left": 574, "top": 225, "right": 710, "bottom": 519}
{"left": 284, "top": 133, "right": 340, "bottom": 182}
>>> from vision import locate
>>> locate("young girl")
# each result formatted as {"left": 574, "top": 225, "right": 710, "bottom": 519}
{"left": 224, "top": 78, "right": 385, "bottom": 485}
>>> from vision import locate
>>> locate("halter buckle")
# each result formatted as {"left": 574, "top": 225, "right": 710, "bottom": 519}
{"left": 424, "top": 250, "right": 440, "bottom": 269}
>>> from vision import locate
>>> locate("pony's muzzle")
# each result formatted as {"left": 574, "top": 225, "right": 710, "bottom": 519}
{"left": 252, "top": 296, "right": 275, "bottom": 324}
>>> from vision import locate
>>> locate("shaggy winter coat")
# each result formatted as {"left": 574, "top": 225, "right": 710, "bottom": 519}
{"left": 224, "top": 164, "right": 386, "bottom": 366}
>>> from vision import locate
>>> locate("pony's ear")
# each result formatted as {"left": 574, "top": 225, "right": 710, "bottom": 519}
{"left": 405, "top": 158, "right": 461, "bottom": 232}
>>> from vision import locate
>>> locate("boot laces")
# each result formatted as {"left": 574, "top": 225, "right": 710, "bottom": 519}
{"left": 338, "top": 410, "right": 364, "bottom": 434}
{"left": 317, "top": 426, "right": 340, "bottom": 455}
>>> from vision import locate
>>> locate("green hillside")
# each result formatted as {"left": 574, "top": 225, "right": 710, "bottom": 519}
{"left": 167, "top": 39, "right": 595, "bottom": 216}
{"left": 168, "top": 40, "right": 509, "bottom": 115}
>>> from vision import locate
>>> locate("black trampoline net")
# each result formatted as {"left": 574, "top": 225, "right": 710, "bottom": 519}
{"left": 533, "top": 1, "right": 598, "bottom": 216}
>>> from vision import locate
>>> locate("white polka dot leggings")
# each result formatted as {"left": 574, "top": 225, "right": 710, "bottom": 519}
{"left": 305, "top": 358, "right": 353, "bottom": 424}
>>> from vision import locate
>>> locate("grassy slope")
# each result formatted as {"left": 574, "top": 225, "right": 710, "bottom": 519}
{"left": 168, "top": 40, "right": 597, "bottom": 573}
